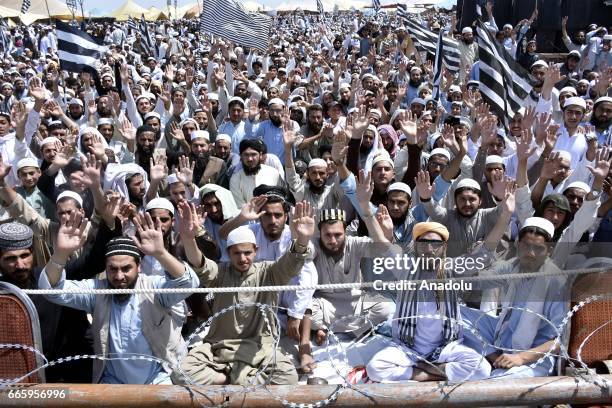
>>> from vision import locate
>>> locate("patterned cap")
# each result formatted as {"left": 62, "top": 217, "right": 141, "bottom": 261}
{"left": 0, "top": 222, "right": 33, "bottom": 250}
{"left": 319, "top": 209, "right": 346, "bottom": 224}
{"left": 105, "top": 237, "right": 143, "bottom": 261}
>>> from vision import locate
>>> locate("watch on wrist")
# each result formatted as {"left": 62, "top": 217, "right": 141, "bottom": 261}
{"left": 591, "top": 189, "right": 601, "bottom": 198}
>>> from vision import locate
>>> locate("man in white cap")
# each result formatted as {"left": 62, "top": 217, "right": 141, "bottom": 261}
{"left": 458, "top": 26, "right": 478, "bottom": 73}
{"left": 246, "top": 98, "right": 299, "bottom": 166}
{"left": 14, "top": 157, "right": 55, "bottom": 220}
{"left": 461, "top": 217, "right": 569, "bottom": 379}
{"left": 180, "top": 201, "right": 316, "bottom": 385}
{"left": 213, "top": 133, "right": 240, "bottom": 178}
{"left": 554, "top": 97, "right": 588, "bottom": 168}
{"left": 66, "top": 98, "right": 86, "bottom": 125}
{"left": 589, "top": 96, "right": 612, "bottom": 145}
{"left": 416, "top": 174, "right": 509, "bottom": 257}
{"left": 283, "top": 129, "right": 343, "bottom": 217}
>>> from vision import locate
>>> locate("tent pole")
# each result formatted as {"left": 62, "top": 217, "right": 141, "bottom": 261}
{"left": 44, "top": 0, "right": 52, "bottom": 23}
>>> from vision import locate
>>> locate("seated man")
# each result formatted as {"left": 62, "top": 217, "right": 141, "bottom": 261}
{"left": 38, "top": 213, "right": 199, "bottom": 384}
{"left": 461, "top": 217, "right": 569, "bottom": 379}
{"left": 179, "top": 202, "right": 315, "bottom": 385}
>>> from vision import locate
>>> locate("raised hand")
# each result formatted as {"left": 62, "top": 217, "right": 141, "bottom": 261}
{"left": 290, "top": 200, "right": 315, "bottom": 245}
{"left": 87, "top": 99, "right": 97, "bottom": 117}
{"left": 586, "top": 146, "right": 612, "bottom": 182}
{"left": 89, "top": 135, "right": 106, "bottom": 159}
{"left": 177, "top": 201, "right": 203, "bottom": 240}
{"left": 169, "top": 122, "right": 186, "bottom": 143}
{"left": 53, "top": 144, "right": 74, "bottom": 169}
{"left": 534, "top": 112, "right": 552, "bottom": 144}
{"left": 541, "top": 152, "right": 561, "bottom": 180}
{"left": 119, "top": 118, "right": 136, "bottom": 141}
{"left": 283, "top": 125, "right": 296, "bottom": 147}
{"left": 28, "top": 77, "right": 46, "bottom": 102}
{"left": 521, "top": 105, "right": 537, "bottom": 131}
{"left": 331, "top": 130, "right": 349, "bottom": 164}
{"left": 177, "top": 155, "right": 194, "bottom": 186}
{"left": 356, "top": 169, "right": 374, "bottom": 212}
{"left": 54, "top": 211, "right": 89, "bottom": 260}
{"left": 502, "top": 182, "right": 517, "bottom": 215}
{"left": 351, "top": 104, "right": 370, "bottom": 137}
{"left": 100, "top": 192, "right": 123, "bottom": 224}
{"left": 398, "top": 111, "right": 417, "bottom": 144}
{"left": 488, "top": 173, "right": 514, "bottom": 201}
{"left": 415, "top": 170, "right": 435, "bottom": 201}
{"left": 543, "top": 123, "right": 560, "bottom": 153}
{"left": 239, "top": 195, "right": 267, "bottom": 221}
{"left": 149, "top": 156, "right": 168, "bottom": 182}
{"left": 0, "top": 156, "right": 12, "bottom": 183}
{"left": 79, "top": 153, "right": 102, "bottom": 187}
{"left": 375, "top": 204, "right": 394, "bottom": 239}
{"left": 516, "top": 128, "right": 536, "bottom": 161}
{"left": 131, "top": 212, "right": 165, "bottom": 257}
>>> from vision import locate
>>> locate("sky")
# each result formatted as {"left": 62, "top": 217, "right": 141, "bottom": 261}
{"left": 87, "top": 0, "right": 456, "bottom": 16}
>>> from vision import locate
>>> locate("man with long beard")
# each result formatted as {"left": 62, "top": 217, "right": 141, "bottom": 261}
{"left": 296, "top": 104, "right": 326, "bottom": 162}
{"left": 458, "top": 27, "right": 478, "bottom": 74}
{"left": 247, "top": 98, "right": 299, "bottom": 165}
{"left": 169, "top": 130, "right": 227, "bottom": 188}
{"left": 590, "top": 96, "right": 612, "bottom": 145}
{"left": 135, "top": 125, "right": 156, "bottom": 175}
{"left": 401, "top": 67, "right": 424, "bottom": 107}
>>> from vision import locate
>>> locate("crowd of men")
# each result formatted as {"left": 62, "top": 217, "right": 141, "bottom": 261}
{"left": 0, "top": 2, "right": 611, "bottom": 386}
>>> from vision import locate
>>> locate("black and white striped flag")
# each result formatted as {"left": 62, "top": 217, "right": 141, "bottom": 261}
{"left": 139, "top": 14, "right": 154, "bottom": 56}
{"left": 396, "top": 4, "right": 408, "bottom": 21}
{"left": 316, "top": 0, "right": 324, "bottom": 14}
{"left": 402, "top": 17, "right": 461, "bottom": 72}
{"left": 56, "top": 21, "right": 108, "bottom": 78}
{"left": 200, "top": 0, "right": 271, "bottom": 51}
{"left": 127, "top": 16, "right": 138, "bottom": 33}
{"left": 21, "top": 0, "right": 31, "bottom": 14}
{"left": 373, "top": 0, "right": 381, "bottom": 13}
{"left": 431, "top": 29, "right": 445, "bottom": 101}
{"left": 0, "top": 22, "right": 11, "bottom": 57}
{"left": 476, "top": 19, "right": 532, "bottom": 128}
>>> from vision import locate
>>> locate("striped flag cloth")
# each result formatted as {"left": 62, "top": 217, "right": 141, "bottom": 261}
{"left": 431, "top": 29, "right": 445, "bottom": 101}
{"left": 199, "top": 0, "right": 271, "bottom": 51}
{"left": 21, "top": 0, "right": 31, "bottom": 14}
{"left": 316, "top": 0, "right": 324, "bottom": 14}
{"left": 475, "top": 19, "right": 532, "bottom": 128}
{"left": 373, "top": 0, "right": 381, "bottom": 13}
{"left": 402, "top": 17, "right": 461, "bottom": 72}
{"left": 139, "top": 14, "right": 154, "bottom": 56}
{"left": 127, "top": 16, "right": 138, "bottom": 33}
{"left": 0, "top": 22, "right": 11, "bottom": 57}
{"left": 396, "top": 4, "right": 408, "bottom": 21}
{"left": 56, "top": 20, "right": 108, "bottom": 78}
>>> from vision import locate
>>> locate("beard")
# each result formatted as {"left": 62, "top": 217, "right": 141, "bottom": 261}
{"left": 462, "top": 37, "right": 474, "bottom": 45}
{"left": 360, "top": 143, "right": 373, "bottom": 155}
{"left": 591, "top": 114, "right": 611, "bottom": 129}
{"left": 243, "top": 163, "right": 261, "bottom": 175}
{"left": 319, "top": 238, "right": 345, "bottom": 258}
{"left": 308, "top": 180, "right": 325, "bottom": 195}
{"left": 270, "top": 116, "right": 282, "bottom": 127}
{"left": 309, "top": 121, "right": 323, "bottom": 134}
{"left": 110, "top": 277, "right": 138, "bottom": 303}
{"left": 409, "top": 78, "right": 422, "bottom": 88}
{"left": 392, "top": 213, "right": 407, "bottom": 226}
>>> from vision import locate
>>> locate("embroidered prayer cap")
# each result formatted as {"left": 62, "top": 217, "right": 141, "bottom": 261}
{"left": 456, "top": 178, "right": 481, "bottom": 192}
{"left": 521, "top": 217, "right": 555, "bottom": 240}
{"left": 485, "top": 155, "right": 504, "bottom": 166}
{"left": 563, "top": 181, "right": 591, "bottom": 194}
{"left": 371, "top": 153, "right": 394, "bottom": 169}
{"left": 226, "top": 226, "right": 257, "bottom": 248}
{"left": 0, "top": 222, "right": 33, "bottom": 250}
{"left": 105, "top": 237, "right": 143, "bottom": 261}
{"left": 16, "top": 158, "right": 39, "bottom": 171}
{"left": 216, "top": 134, "right": 232, "bottom": 143}
{"left": 308, "top": 158, "right": 327, "bottom": 169}
{"left": 319, "top": 208, "right": 346, "bottom": 224}
{"left": 563, "top": 96, "right": 586, "bottom": 110}
{"left": 430, "top": 148, "right": 451, "bottom": 161}
{"left": 412, "top": 222, "right": 449, "bottom": 242}
{"left": 191, "top": 130, "right": 210, "bottom": 141}
{"left": 145, "top": 197, "right": 175, "bottom": 216}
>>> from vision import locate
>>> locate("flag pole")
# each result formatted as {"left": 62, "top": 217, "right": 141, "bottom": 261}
{"left": 44, "top": 0, "right": 52, "bottom": 23}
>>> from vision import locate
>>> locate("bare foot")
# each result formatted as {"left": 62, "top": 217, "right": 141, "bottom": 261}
{"left": 414, "top": 362, "right": 446, "bottom": 381}
{"left": 298, "top": 346, "right": 317, "bottom": 374}
{"left": 315, "top": 329, "right": 327, "bottom": 346}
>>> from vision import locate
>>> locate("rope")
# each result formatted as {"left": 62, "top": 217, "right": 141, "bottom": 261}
{"left": 21, "top": 266, "right": 612, "bottom": 295}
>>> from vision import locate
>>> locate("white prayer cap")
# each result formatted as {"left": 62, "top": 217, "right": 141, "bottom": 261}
{"left": 135, "top": 94, "right": 152, "bottom": 103}
{"left": 567, "top": 50, "right": 582, "bottom": 60}
{"left": 228, "top": 96, "right": 245, "bottom": 107}
{"left": 361, "top": 73, "right": 375, "bottom": 80}
{"left": 554, "top": 150, "right": 572, "bottom": 162}
{"left": 594, "top": 96, "right": 612, "bottom": 106}
{"left": 226, "top": 225, "right": 257, "bottom": 249}
{"left": 308, "top": 158, "right": 327, "bottom": 169}
{"left": 40, "top": 136, "right": 60, "bottom": 147}
{"left": 68, "top": 98, "right": 83, "bottom": 106}
{"left": 145, "top": 197, "right": 175, "bottom": 215}
{"left": 485, "top": 155, "right": 504, "bottom": 166}
{"left": 559, "top": 86, "right": 577, "bottom": 96}
{"left": 180, "top": 118, "right": 199, "bottom": 129}
{"left": 216, "top": 134, "right": 232, "bottom": 143}
{"left": 268, "top": 98, "right": 285, "bottom": 107}
{"left": 144, "top": 112, "right": 161, "bottom": 121}
{"left": 410, "top": 66, "right": 422, "bottom": 74}
{"left": 369, "top": 109, "right": 382, "bottom": 118}
{"left": 521, "top": 217, "right": 555, "bottom": 240}
{"left": 564, "top": 96, "right": 586, "bottom": 110}
{"left": 604, "top": 34, "right": 612, "bottom": 41}
{"left": 371, "top": 153, "right": 394, "bottom": 168}
{"left": 449, "top": 85, "right": 462, "bottom": 94}
{"left": 167, "top": 173, "right": 180, "bottom": 185}
{"left": 503, "top": 23, "right": 513, "bottom": 30}
{"left": 461, "top": 27, "right": 473, "bottom": 34}
{"left": 98, "top": 118, "right": 114, "bottom": 126}
{"left": 578, "top": 79, "right": 589, "bottom": 85}
{"left": 530, "top": 60, "right": 548, "bottom": 69}
{"left": 430, "top": 148, "right": 451, "bottom": 161}
{"left": 564, "top": 181, "right": 591, "bottom": 194}
{"left": 191, "top": 130, "right": 210, "bottom": 141}
{"left": 458, "top": 117, "right": 473, "bottom": 130}
{"left": 456, "top": 178, "right": 481, "bottom": 192}
{"left": 207, "top": 92, "right": 219, "bottom": 100}
{"left": 388, "top": 182, "right": 411, "bottom": 197}
{"left": 348, "top": 107, "right": 359, "bottom": 115}
{"left": 16, "top": 158, "right": 39, "bottom": 171}
{"left": 410, "top": 98, "right": 425, "bottom": 106}
{"left": 338, "top": 83, "right": 351, "bottom": 91}
{"left": 57, "top": 190, "right": 83, "bottom": 206}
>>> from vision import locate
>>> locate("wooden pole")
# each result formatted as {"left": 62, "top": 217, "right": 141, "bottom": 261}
{"left": 1, "top": 376, "right": 611, "bottom": 407}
